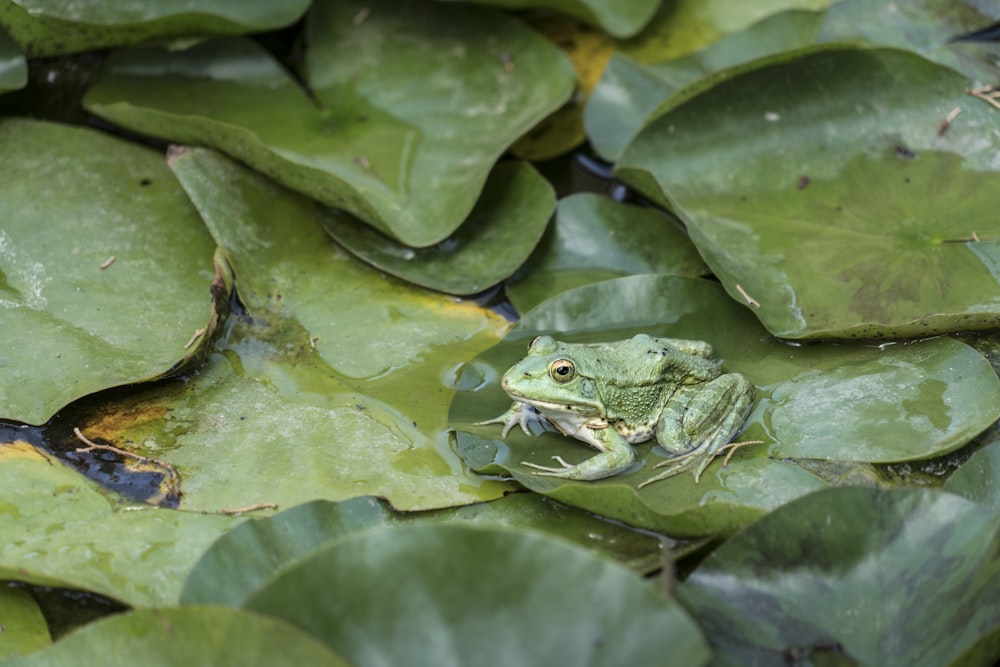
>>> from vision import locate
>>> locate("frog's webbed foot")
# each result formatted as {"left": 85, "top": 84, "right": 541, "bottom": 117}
{"left": 522, "top": 456, "right": 576, "bottom": 475}
{"left": 475, "top": 402, "right": 535, "bottom": 437}
{"left": 636, "top": 439, "right": 764, "bottom": 489}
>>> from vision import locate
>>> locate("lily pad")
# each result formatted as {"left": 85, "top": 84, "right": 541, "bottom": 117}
{"left": 0, "top": 24, "right": 26, "bottom": 93}
{"left": 506, "top": 193, "right": 710, "bottom": 313}
{"left": 679, "top": 487, "right": 1000, "bottom": 666}
{"left": 83, "top": 147, "right": 513, "bottom": 513}
{"left": 617, "top": 47, "right": 1000, "bottom": 339}
{"left": 243, "top": 524, "right": 710, "bottom": 667}
{"left": 182, "top": 494, "right": 667, "bottom": 608}
{"left": 2, "top": 606, "right": 350, "bottom": 667}
{"left": 0, "top": 0, "right": 310, "bottom": 57}
{"left": 451, "top": 274, "right": 1000, "bottom": 535}
{"left": 435, "top": 0, "right": 662, "bottom": 38}
{"left": 586, "top": 9, "right": 822, "bottom": 161}
{"left": 0, "top": 118, "right": 224, "bottom": 425}
{"left": 0, "top": 587, "right": 50, "bottom": 659}
{"left": 818, "top": 0, "right": 1000, "bottom": 83}
{"left": 945, "top": 440, "right": 1000, "bottom": 512}
{"left": 0, "top": 443, "right": 241, "bottom": 608}
{"left": 84, "top": 0, "right": 576, "bottom": 247}
{"left": 321, "top": 161, "right": 554, "bottom": 295}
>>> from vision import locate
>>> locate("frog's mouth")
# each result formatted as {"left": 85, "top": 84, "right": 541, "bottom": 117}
{"left": 508, "top": 395, "right": 603, "bottom": 418}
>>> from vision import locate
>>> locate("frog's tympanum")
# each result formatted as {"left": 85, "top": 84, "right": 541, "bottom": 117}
{"left": 478, "top": 334, "right": 755, "bottom": 488}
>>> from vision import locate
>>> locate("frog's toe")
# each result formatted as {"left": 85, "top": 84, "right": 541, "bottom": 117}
{"left": 522, "top": 456, "right": 575, "bottom": 476}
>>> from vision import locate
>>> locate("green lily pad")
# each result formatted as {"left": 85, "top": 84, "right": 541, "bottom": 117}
{"left": 679, "top": 487, "right": 1000, "bottom": 666}
{"left": 0, "top": 24, "right": 26, "bottom": 93}
{"left": 616, "top": 0, "right": 833, "bottom": 65}
{"left": 2, "top": 606, "right": 350, "bottom": 667}
{"left": 0, "top": 0, "right": 310, "bottom": 58}
{"left": 945, "top": 440, "right": 1000, "bottom": 512}
{"left": 586, "top": 10, "right": 822, "bottom": 161}
{"left": 182, "top": 494, "right": 668, "bottom": 608}
{"left": 506, "top": 193, "right": 710, "bottom": 313}
{"left": 0, "top": 443, "right": 241, "bottom": 608}
{"left": 617, "top": 47, "right": 1000, "bottom": 339}
{"left": 0, "top": 587, "right": 50, "bottom": 659}
{"left": 451, "top": 274, "right": 1000, "bottom": 535}
{"left": 86, "top": 147, "right": 513, "bottom": 513}
{"left": 84, "top": 0, "right": 576, "bottom": 247}
{"left": 818, "top": 0, "right": 1000, "bottom": 83}
{"left": 0, "top": 118, "right": 225, "bottom": 426}
{"left": 243, "top": 524, "right": 710, "bottom": 667}
{"left": 321, "top": 161, "right": 554, "bottom": 295}
{"left": 435, "top": 0, "right": 662, "bottom": 38}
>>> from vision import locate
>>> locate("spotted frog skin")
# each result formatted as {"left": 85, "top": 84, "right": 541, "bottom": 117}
{"left": 478, "top": 334, "right": 755, "bottom": 487}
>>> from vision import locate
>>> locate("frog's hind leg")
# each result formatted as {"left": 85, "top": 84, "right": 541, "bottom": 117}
{"left": 639, "top": 374, "right": 755, "bottom": 488}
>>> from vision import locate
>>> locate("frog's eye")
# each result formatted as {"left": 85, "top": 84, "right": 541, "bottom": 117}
{"left": 549, "top": 359, "right": 575, "bottom": 383}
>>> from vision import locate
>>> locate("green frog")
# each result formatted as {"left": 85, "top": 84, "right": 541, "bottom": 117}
{"left": 478, "top": 334, "right": 756, "bottom": 488}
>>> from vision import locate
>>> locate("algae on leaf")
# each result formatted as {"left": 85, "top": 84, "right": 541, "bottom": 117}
{"left": 95, "top": 147, "right": 515, "bottom": 513}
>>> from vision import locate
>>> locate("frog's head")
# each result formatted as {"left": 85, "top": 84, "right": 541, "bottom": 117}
{"left": 500, "top": 336, "right": 604, "bottom": 417}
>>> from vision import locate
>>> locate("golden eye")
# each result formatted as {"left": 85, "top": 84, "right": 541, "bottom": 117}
{"left": 549, "top": 359, "right": 575, "bottom": 383}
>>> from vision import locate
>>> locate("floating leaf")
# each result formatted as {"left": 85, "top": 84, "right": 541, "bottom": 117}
{"left": 436, "top": 0, "right": 662, "bottom": 38}
{"left": 182, "top": 494, "right": 667, "bottom": 608}
{"left": 617, "top": 48, "right": 1000, "bottom": 339}
{"left": 84, "top": 0, "right": 575, "bottom": 247}
{"left": 0, "top": 0, "right": 310, "bottom": 57}
{"left": 680, "top": 487, "right": 1000, "bottom": 666}
{"left": 3, "top": 606, "right": 350, "bottom": 667}
{"left": 818, "top": 0, "right": 1000, "bottom": 82}
{"left": 585, "top": 10, "right": 822, "bottom": 160}
{"left": 451, "top": 275, "right": 1000, "bottom": 535}
{"left": 506, "top": 193, "right": 709, "bottom": 313}
{"left": 945, "top": 440, "right": 1000, "bottom": 512}
{"left": 322, "top": 161, "right": 554, "bottom": 295}
{"left": 0, "top": 24, "right": 26, "bottom": 93}
{"left": 244, "top": 525, "right": 710, "bottom": 667}
{"left": 0, "top": 443, "right": 240, "bottom": 608}
{"left": 0, "top": 587, "right": 50, "bottom": 659}
{"left": 0, "top": 119, "right": 224, "bottom": 425}
{"left": 82, "top": 147, "right": 512, "bottom": 513}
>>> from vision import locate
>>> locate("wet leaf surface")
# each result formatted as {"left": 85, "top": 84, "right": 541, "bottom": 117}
{"left": 452, "top": 275, "right": 1000, "bottom": 535}
{"left": 84, "top": 0, "right": 575, "bottom": 247}
{"left": 0, "top": 443, "right": 240, "bottom": 608}
{"left": 0, "top": 119, "right": 222, "bottom": 425}
{"left": 680, "top": 487, "right": 1000, "bottom": 666}
{"left": 244, "top": 524, "right": 710, "bottom": 667}
{"left": 617, "top": 48, "right": 1000, "bottom": 339}
{"left": 87, "top": 147, "right": 515, "bottom": 513}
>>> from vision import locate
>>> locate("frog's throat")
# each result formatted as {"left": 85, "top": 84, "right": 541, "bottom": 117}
{"left": 509, "top": 395, "right": 603, "bottom": 418}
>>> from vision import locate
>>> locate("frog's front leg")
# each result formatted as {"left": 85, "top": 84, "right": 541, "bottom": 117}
{"left": 475, "top": 401, "right": 537, "bottom": 437}
{"left": 522, "top": 422, "right": 636, "bottom": 481}
{"left": 638, "top": 373, "right": 755, "bottom": 488}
